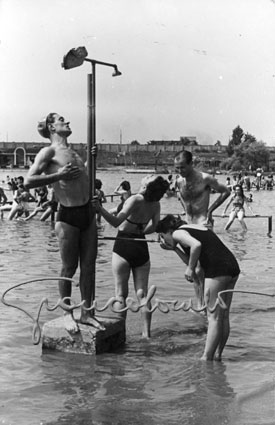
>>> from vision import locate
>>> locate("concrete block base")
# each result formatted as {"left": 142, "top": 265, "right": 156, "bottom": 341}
{"left": 42, "top": 314, "right": 126, "bottom": 355}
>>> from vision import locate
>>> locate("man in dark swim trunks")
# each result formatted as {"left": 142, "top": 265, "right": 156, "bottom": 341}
{"left": 25, "top": 112, "right": 103, "bottom": 333}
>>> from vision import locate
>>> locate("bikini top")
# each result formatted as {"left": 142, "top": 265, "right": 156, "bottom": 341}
{"left": 232, "top": 195, "right": 244, "bottom": 208}
{"left": 126, "top": 218, "right": 148, "bottom": 232}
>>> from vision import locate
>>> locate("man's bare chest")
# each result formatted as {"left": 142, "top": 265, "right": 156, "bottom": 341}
{"left": 180, "top": 180, "right": 208, "bottom": 201}
{"left": 55, "top": 148, "right": 84, "bottom": 167}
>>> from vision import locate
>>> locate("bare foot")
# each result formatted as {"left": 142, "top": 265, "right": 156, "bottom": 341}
{"left": 63, "top": 312, "right": 79, "bottom": 334}
{"left": 80, "top": 315, "right": 106, "bottom": 331}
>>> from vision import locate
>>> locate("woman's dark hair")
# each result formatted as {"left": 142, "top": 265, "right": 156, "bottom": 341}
{"left": 234, "top": 184, "right": 244, "bottom": 197}
{"left": 143, "top": 176, "right": 169, "bottom": 202}
{"left": 95, "top": 179, "right": 102, "bottom": 190}
{"left": 121, "top": 180, "right": 131, "bottom": 191}
{"left": 156, "top": 214, "right": 186, "bottom": 233}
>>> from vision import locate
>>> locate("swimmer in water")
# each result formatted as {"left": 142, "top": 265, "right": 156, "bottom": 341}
{"left": 222, "top": 184, "right": 257, "bottom": 231}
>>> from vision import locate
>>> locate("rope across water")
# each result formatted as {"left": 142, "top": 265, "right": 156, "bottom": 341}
{"left": 1, "top": 278, "right": 274, "bottom": 345}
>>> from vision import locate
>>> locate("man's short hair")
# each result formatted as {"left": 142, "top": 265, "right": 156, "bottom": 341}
{"left": 174, "top": 150, "right": 193, "bottom": 164}
{"left": 37, "top": 113, "right": 56, "bottom": 139}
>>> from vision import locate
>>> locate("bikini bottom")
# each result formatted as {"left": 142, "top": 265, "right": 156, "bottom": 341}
{"left": 113, "top": 231, "right": 149, "bottom": 268}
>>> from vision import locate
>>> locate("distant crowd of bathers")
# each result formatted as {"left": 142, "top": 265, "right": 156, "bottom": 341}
{"left": 1, "top": 167, "right": 272, "bottom": 222}
{"left": 0, "top": 175, "right": 58, "bottom": 221}
{"left": 0, "top": 174, "right": 134, "bottom": 223}
{"left": 225, "top": 168, "right": 274, "bottom": 192}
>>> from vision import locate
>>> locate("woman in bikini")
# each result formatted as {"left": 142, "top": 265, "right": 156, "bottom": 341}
{"left": 222, "top": 184, "right": 256, "bottom": 231}
{"left": 109, "top": 180, "right": 132, "bottom": 215}
{"left": 95, "top": 175, "right": 169, "bottom": 338}
{"left": 156, "top": 214, "right": 240, "bottom": 361}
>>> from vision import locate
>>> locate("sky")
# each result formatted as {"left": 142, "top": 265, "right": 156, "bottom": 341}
{"left": 1, "top": 0, "right": 275, "bottom": 146}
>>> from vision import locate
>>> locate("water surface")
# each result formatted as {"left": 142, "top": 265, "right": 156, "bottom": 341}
{"left": 0, "top": 170, "right": 274, "bottom": 425}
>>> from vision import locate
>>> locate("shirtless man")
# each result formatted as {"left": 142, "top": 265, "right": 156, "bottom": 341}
{"left": 25, "top": 112, "right": 102, "bottom": 333}
{"left": 174, "top": 150, "right": 230, "bottom": 307}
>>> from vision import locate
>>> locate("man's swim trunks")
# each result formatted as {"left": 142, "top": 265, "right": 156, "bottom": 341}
{"left": 113, "top": 231, "right": 149, "bottom": 268}
{"left": 180, "top": 227, "right": 240, "bottom": 278}
{"left": 56, "top": 202, "right": 94, "bottom": 231}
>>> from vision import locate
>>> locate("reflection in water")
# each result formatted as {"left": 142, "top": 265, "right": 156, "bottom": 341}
{"left": 185, "top": 361, "right": 237, "bottom": 425}
{"left": 40, "top": 352, "right": 157, "bottom": 425}
{"left": 39, "top": 351, "right": 237, "bottom": 425}
{"left": 226, "top": 231, "right": 248, "bottom": 261}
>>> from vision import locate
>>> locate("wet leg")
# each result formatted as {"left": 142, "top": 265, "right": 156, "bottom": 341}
{"left": 55, "top": 221, "right": 79, "bottom": 333}
{"left": 78, "top": 215, "right": 105, "bottom": 330}
{"left": 237, "top": 211, "right": 247, "bottom": 231}
{"left": 112, "top": 252, "right": 131, "bottom": 320}
{"left": 133, "top": 261, "right": 151, "bottom": 338}
{"left": 201, "top": 277, "right": 226, "bottom": 361}
{"left": 40, "top": 207, "right": 52, "bottom": 221}
{"left": 224, "top": 211, "right": 236, "bottom": 231}
{"left": 8, "top": 204, "right": 20, "bottom": 220}
{"left": 215, "top": 276, "right": 238, "bottom": 360}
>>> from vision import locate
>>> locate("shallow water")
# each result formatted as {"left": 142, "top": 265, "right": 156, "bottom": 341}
{"left": 0, "top": 170, "right": 274, "bottom": 425}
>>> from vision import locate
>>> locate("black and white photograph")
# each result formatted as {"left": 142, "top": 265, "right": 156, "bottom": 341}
{"left": 0, "top": 1, "right": 274, "bottom": 424}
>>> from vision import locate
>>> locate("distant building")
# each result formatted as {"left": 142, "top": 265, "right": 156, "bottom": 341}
{"left": 147, "top": 137, "right": 198, "bottom": 146}
{"left": 1, "top": 140, "right": 275, "bottom": 171}
{"left": 0, "top": 141, "right": 87, "bottom": 168}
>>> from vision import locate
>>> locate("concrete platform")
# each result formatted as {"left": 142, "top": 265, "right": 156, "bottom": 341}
{"left": 42, "top": 314, "right": 126, "bottom": 355}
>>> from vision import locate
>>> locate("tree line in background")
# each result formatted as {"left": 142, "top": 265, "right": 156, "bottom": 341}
{"left": 221, "top": 125, "right": 271, "bottom": 172}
